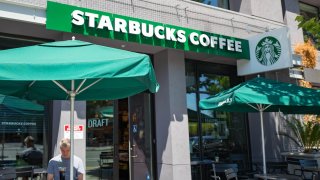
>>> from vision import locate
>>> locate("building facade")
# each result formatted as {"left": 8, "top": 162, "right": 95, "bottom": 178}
{"left": 0, "top": 0, "right": 319, "bottom": 180}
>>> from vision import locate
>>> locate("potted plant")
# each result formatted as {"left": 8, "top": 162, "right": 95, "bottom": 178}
{"left": 278, "top": 117, "right": 320, "bottom": 153}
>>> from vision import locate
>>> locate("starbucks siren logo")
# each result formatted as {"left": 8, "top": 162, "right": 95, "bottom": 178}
{"left": 255, "top": 36, "right": 281, "bottom": 66}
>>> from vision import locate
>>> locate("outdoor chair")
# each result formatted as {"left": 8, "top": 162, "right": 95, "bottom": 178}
{"left": 0, "top": 167, "right": 16, "bottom": 180}
{"left": 211, "top": 163, "right": 221, "bottom": 180}
{"left": 225, "top": 168, "right": 238, "bottom": 180}
{"left": 215, "top": 163, "right": 251, "bottom": 179}
{"left": 33, "top": 168, "right": 47, "bottom": 180}
{"left": 298, "top": 159, "right": 318, "bottom": 180}
{"left": 16, "top": 166, "right": 34, "bottom": 179}
{"left": 99, "top": 151, "right": 113, "bottom": 180}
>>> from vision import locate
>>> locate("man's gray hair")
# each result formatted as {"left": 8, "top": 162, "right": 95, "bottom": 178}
{"left": 60, "top": 138, "right": 71, "bottom": 148}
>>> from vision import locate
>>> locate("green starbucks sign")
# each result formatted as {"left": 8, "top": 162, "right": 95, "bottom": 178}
{"left": 255, "top": 36, "right": 282, "bottom": 66}
{"left": 46, "top": 1, "right": 250, "bottom": 59}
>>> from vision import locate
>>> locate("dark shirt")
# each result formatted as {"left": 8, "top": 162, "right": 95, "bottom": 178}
{"left": 20, "top": 147, "right": 43, "bottom": 166}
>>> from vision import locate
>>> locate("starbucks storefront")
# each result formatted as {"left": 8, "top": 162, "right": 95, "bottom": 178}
{"left": 0, "top": 0, "right": 290, "bottom": 180}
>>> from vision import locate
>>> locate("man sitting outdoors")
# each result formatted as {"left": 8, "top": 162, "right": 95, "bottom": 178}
{"left": 47, "top": 138, "right": 84, "bottom": 180}
{"left": 17, "top": 136, "right": 43, "bottom": 166}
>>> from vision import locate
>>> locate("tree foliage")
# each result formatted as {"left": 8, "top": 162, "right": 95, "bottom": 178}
{"left": 294, "top": 40, "right": 318, "bottom": 89}
{"left": 294, "top": 39, "right": 318, "bottom": 69}
{"left": 296, "top": 16, "right": 320, "bottom": 49}
{"left": 295, "top": 17, "right": 319, "bottom": 121}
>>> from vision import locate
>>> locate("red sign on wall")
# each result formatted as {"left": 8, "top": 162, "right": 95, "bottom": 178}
{"left": 64, "top": 124, "right": 83, "bottom": 131}
{"left": 64, "top": 124, "right": 84, "bottom": 139}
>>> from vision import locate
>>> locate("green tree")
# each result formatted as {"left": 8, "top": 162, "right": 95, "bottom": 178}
{"left": 296, "top": 16, "right": 320, "bottom": 49}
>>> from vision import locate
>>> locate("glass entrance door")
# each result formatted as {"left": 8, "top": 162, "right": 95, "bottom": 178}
{"left": 86, "top": 93, "right": 154, "bottom": 180}
{"left": 128, "top": 93, "right": 154, "bottom": 180}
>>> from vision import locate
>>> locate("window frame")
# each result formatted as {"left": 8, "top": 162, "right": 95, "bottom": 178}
{"left": 191, "top": 0, "right": 230, "bottom": 10}
{"left": 299, "top": 1, "right": 320, "bottom": 20}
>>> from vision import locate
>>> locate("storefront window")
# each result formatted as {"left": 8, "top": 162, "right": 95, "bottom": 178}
{"left": 86, "top": 100, "right": 114, "bottom": 179}
{"left": 187, "top": 92, "right": 200, "bottom": 160}
{"left": 186, "top": 61, "right": 249, "bottom": 180}
{"left": 192, "top": 0, "right": 229, "bottom": 9}
{"left": 0, "top": 98, "right": 48, "bottom": 169}
{"left": 0, "top": 36, "right": 49, "bottom": 175}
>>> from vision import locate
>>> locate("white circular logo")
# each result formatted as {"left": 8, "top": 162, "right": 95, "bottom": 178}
{"left": 255, "top": 36, "right": 281, "bottom": 66}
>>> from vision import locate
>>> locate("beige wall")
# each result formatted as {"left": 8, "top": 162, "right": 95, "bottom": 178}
{"left": 1, "top": 0, "right": 284, "bottom": 39}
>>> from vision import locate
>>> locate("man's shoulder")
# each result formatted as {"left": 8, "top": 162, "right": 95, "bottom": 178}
{"left": 22, "top": 148, "right": 33, "bottom": 155}
{"left": 49, "top": 155, "right": 62, "bottom": 163}
{"left": 74, "top": 155, "right": 83, "bottom": 163}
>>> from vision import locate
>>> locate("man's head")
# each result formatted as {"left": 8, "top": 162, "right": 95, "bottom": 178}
{"left": 60, "top": 138, "right": 71, "bottom": 158}
{"left": 24, "top": 136, "right": 35, "bottom": 148}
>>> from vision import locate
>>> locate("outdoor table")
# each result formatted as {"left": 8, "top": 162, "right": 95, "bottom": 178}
{"left": 254, "top": 173, "right": 301, "bottom": 180}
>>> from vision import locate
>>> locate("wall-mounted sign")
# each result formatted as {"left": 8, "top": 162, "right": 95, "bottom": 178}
{"left": 64, "top": 124, "right": 84, "bottom": 139}
{"left": 237, "top": 27, "right": 293, "bottom": 76}
{"left": 46, "top": 1, "right": 250, "bottom": 59}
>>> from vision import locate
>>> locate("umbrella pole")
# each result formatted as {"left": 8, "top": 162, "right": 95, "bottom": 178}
{"left": 70, "top": 80, "right": 75, "bottom": 180}
{"left": 259, "top": 109, "right": 267, "bottom": 175}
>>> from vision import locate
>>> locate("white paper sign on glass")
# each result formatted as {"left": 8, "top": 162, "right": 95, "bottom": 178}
{"left": 64, "top": 124, "right": 84, "bottom": 139}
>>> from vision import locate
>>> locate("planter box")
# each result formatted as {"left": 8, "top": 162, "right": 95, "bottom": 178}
{"left": 281, "top": 152, "right": 320, "bottom": 178}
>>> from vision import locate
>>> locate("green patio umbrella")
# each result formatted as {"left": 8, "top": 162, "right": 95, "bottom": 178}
{"left": 0, "top": 94, "right": 43, "bottom": 112}
{"left": 0, "top": 39, "right": 159, "bottom": 178}
{"left": 199, "top": 77, "right": 320, "bottom": 174}
{"left": 97, "top": 106, "right": 114, "bottom": 118}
